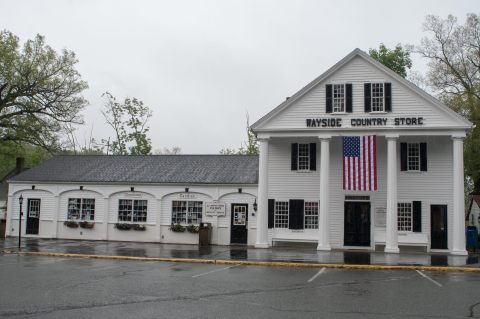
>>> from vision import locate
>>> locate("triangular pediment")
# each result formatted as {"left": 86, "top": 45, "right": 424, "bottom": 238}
{"left": 252, "top": 49, "right": 472, "bottom": 132}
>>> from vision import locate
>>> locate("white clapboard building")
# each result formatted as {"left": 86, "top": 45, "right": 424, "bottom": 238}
{"left": 6, "top": 49, "right": 472, "bottom": 254}
{"left": 251, "top": 49, "right": 471, "bottom": 255}
{"left": 6, "top": 155, "right": 259, "bottom": 246}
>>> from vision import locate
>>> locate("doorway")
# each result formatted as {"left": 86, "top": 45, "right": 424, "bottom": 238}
{"left": 344, "top": 201, "right": 371, "bottom": 247}
{"left": 26, "top": 199, "right": 41, "bottom": 235}
{"left": 431, "top": 205, "right": 448, "bottom": 249}
{"left": 230, "top": 204, "right": 248, "bottom": 244}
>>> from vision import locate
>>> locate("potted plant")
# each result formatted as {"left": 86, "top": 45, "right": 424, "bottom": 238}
{"left": 133, "top": 224, "right": 146, "bottom": 231}
{"left": 64, "top": 220, "right": 79, "bottom": 228}
{"left": 186, "top": 224, "right": 199, "bottom": 233}
{"left": 169, "top": 223, "right": 186, "bottom": 232}
{"left": 115, "top": 223, "right": 132, "bottom": 230}
{"left": 79, "top": 221, "right": 95, "bottom": 229}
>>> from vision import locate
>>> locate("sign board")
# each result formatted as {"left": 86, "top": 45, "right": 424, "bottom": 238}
{"left": 375, "top": 206, "right": 386, "bottom": 227}
{"left": 205, "top": 202, "right": 226, "bottom": 217}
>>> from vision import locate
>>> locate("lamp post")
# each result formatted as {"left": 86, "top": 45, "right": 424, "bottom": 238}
{"left": 18, "top": 195, "right": 23, "bottom": 250}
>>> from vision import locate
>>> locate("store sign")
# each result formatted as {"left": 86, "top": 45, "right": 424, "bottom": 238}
{"left": 306, "top": 117, "right": 424, "bottom": 128}
{"left": 180, "top": 193, "right": 197, "bottom": 199}
{"left": 205, "top": 202, "right": 226, "bottom": 216}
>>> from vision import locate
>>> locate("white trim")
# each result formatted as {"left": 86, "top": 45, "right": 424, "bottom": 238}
{"left": 251, "top": 48, "right": 472, "bottom": 131}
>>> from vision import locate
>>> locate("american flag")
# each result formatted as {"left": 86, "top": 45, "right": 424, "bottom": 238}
{"left": 343, "top": 136, "right": 377, "bottom": 191}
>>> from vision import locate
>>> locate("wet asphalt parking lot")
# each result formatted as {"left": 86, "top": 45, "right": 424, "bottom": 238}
{"left": 1, "top": 254, "right": 480, "bottom": 319}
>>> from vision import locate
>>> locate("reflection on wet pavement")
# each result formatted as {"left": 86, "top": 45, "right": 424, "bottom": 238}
{"left": 1, "top": 237, "right": 478, "bottom": 267}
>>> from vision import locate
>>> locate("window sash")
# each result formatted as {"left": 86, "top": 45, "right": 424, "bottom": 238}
{"left": 332, "top": 84, "right": 345, "bottom": 113}
{"left": 172, "top": 200, "right": 203, "bottom": 225}
{"left": 68, "top": 198, "right": 95, "bottom": 221}
{"left": 407, "top": 143, "right": 420, "bottom": 171}
{"left": 371, "top": 83, "right": 385, "bottom": 112}
{"left": 118, "top": 199, "right": 147, "bottom": 223}
{"left": 274, "top": 201, "right": 289, "bottom": 228}
{"left": 397, "top": 202, "right": 413, "bottom": 232}
{"left": 297, "top": 143, "right": 310, "bottom": 171}
{"left": 304, "top": 201, "right": 318, "bottom": 229}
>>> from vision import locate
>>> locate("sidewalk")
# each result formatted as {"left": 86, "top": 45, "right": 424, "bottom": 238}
{"left": 1, "top": 237, "right": 479, "bottom": 269}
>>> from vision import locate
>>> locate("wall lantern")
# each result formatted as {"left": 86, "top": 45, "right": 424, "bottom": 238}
{"left": 253, "top": 198, "right": 258, "bottom": 212}
{"left": 18, "top": 194, "right": 23, "bottom": 249}
{"left": 130, "top": 187, "right": 135, "bottom": 192}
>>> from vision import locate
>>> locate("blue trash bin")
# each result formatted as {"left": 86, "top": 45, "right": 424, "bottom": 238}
{"left": 466, "top": 226, "right": 478, "bottom": 250}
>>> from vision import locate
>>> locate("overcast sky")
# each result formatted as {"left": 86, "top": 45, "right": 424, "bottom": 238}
{"left": 2, "top": 0, "right": 478, "bottom": 153}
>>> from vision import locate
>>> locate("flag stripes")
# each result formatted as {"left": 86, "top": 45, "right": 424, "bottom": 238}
{"left": 343, "top": 136, "right": 377, "bottom": 191}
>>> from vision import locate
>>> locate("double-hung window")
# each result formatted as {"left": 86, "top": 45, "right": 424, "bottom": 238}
{"left": 397, "top": 202, "right": 413, "bottom": 232}
{"left": 118, "top": 199, "right": 148, "bottom": 223}
{"left": 304, "top": 201, "right": 318, "bottom": 229}
{"left": 407, "top": 143, "right": 420, "bottom": 171}
{"left": 297, "top": 143, "right": 310, "bottom": 171}
{"left": 171, "top": 201, "right": 203, "bottom": 224}
{"left": 371, "top": 83, "right": 385, "bottom": 112}
{"left": 274, "top": 201, "right": 289, "bottom": 228}
{"left": 68, "top": 198, "right": 95, "bottom": 220}
{"left": 332, "top": 84, "right": 345, "bottom": 113}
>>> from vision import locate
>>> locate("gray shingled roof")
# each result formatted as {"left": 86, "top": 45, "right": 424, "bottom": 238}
{"left": 9, "top": 155, "right": 259, "bottom": 184}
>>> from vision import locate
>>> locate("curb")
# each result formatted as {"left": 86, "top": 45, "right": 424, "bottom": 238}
{"left": 4, "top": 250, "right": 480, "bottom": 273}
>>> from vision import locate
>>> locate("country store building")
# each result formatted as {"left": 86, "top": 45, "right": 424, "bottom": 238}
{"left": 5, "top": 49, "right": 472, "bottom": 255}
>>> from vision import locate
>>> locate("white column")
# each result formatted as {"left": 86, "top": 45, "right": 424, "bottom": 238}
{"left": 451, "top": 136, "right": 468, "bottom": 255}
{"left": 255, "top": 138, "right": 270, "bottom": 248}
{"left": 52, "top": 195, "right": 60, "bottom": 238}
{"left": 317, "top": 137, "right": 331, "bottom": 251}
{"left": 103, "top": 197, "right": 109, "bottom": 241}
{"left": 385, "top": 135, "right": 399, "bottom": 253}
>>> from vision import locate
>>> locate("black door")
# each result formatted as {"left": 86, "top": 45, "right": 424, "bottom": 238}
{"left": 26, "top": 199, "right": 41, "bottom": 235}
{"left": 344, "top": 201, "right": 371, "bottom": 246}
{"left": 230, "top": 204, "right": 248, "bottom": 244}
{"left": 431, "top": 205, "right": 448, "bottom": 249}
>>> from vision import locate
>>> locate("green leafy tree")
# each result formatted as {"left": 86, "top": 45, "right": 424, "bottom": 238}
{"left": 368, "top": 43, "right": 412, "bottom": 78}
{"left": 101, "top": 92, "right": 152, "bottom": 155}
{"left": 415, "top": 13, "right": 480, "bottom": 192}
{"left": 0, "top": 30, "right": 88, "bottom": 151}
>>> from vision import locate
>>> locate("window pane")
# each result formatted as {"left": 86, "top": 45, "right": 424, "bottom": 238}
{"left": 298, "top": 143, "right": 310, "bottom": 171}
{"left": 172, "top": 200, "right": 187, "bottom": 224}
{"left": 68, "top": 198, "right": 81, "bottom": 220}
{"left": 407, "top": 143, "right": 420, "bottom": 171}
{"left": 371, "top": 83, "right": 384, "bottom": 112}
{"left": 81, "top": 198, "right": 95, "bottom": 221}
{"left": 188, "top": 201, "right": 203, "bottom": 224}
{"left": 274, "top": 201, "right": 289, "bottom": 228}
{"left": 304, "top": 201, "right": 319, "bottom": 229}
{"left": 333, "top": 84, "right": 345, "bottom": 113}
{"left": 133, "top": 200, "right": 148, "bottom": 223}
{"left": 398, "top": 202, "right": 412, "bottom": 232}
{"left": 118, "top": 199, "right": 133, "bottom": 222}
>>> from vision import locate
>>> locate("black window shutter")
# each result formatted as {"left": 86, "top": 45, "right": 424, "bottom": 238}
{"left": 364, "top": 83, "right": 371, "bottom": 112}
{"left": 268, "top": 199, "right": 275, "bottom": 229}
{"left": 385, "top": 82, "right": 392, "bottom": 112}
{"left": 420, "top": 143, "right": 427, "bottom": 171}
{"left": 346, "top": 83, "right": 353, "bottom": 113}
{"left": 326, "top": 84, "right": 332, "bottom": 113}
{"left": 400, "top": 143, "right": 407, "bottom": 171}
{"left": 291, "top": 143, "right": 298, "bottom": 171}
{"left": 288, "top": 199, "right": 304, "bottom": 230}
{"left": 412, "top": 201, "right": 422, "bottom": 232}
{"left": 309, "top": 143, "right": 316, "bottom": 171}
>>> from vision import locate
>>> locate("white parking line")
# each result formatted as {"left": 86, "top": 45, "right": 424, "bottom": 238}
{"left": 192, "top": 264, "right": 240, "bottom": 278}
{"left": 307, "top": 267, "right": 326, "bottom": 283}
{"left": 416, "top": 270, "right": 442, "bottom": 287}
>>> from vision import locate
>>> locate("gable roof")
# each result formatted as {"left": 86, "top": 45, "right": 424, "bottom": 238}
{"left": 251, "top": 48, "right": 472, "bottom": 131}
{"left": 9, "top": 155, "right": 259, "bottom": 185}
